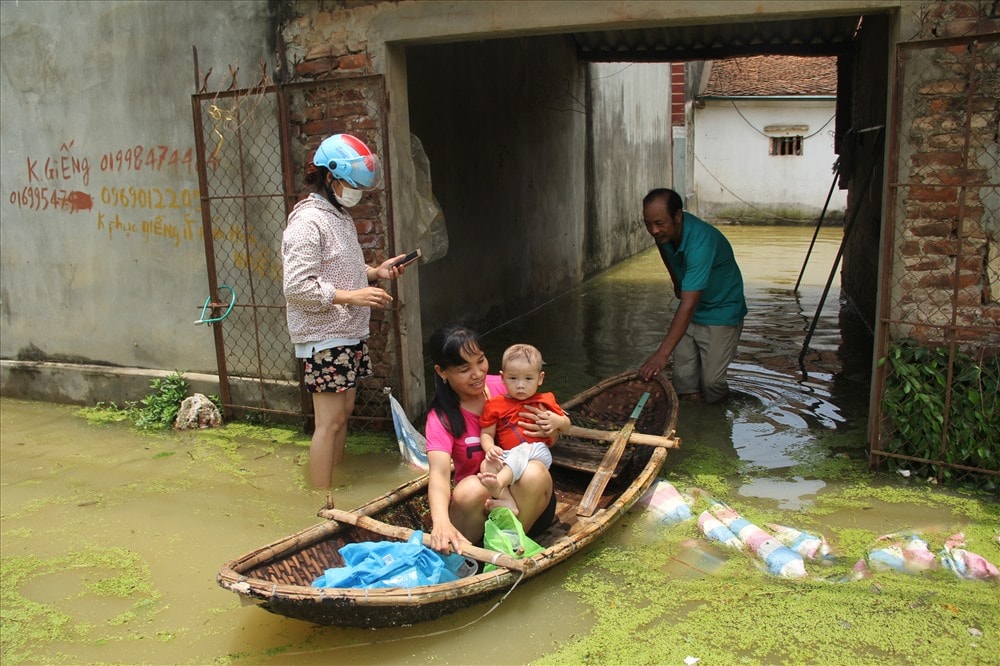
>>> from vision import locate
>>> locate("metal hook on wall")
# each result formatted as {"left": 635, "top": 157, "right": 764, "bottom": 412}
{"left": 195, "top": 285, "right": 236, "bottom": 325}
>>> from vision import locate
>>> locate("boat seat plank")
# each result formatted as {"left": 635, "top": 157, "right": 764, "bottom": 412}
{"left": 550, "top": 438, "right": 627, "bottom": 477}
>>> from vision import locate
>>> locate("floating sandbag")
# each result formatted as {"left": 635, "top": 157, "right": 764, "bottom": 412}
{"left": 640, "top": 479, "right": 693, "bottom": 525}
{"left": 698, "top": 510, "right": 743, "bottom": 551}
{"left": 766, "top": 523, "right": 834, "bottom": 561}
{"left": 940, "top": 533, "right": 999, "bottom": 581}
{"left": 868, "top": 531, "right": 937, "bottom": 574}
{"left": 708, "top": 500, "right": 807, "bottom": 578}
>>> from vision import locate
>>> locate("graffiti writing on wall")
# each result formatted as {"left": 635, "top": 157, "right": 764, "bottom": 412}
{"left": 6, "top": 140, "right": 203, "bottom": 248}
{"left": 7, "top": 140, "right": 283, "bottom": 280}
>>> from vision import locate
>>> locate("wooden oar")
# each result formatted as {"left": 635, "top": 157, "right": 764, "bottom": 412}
{"left": 567, "top": 425, "right": 679, "bottom": 449}
{"left": 576, "top": 392, "right": 650, "bottom": 517}
{"left": 318, "top": 507, "right": 534, "bottom": 573}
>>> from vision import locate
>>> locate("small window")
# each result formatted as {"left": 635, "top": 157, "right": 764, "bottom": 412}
{"left": 770, "top": 136, "right": 803, "bottom": 156}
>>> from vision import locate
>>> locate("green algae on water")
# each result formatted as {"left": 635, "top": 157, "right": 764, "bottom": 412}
{"left": 1, "top": 547, "right": 162, "bottom": 664}
{"left": 543, "top": 479, "right": 1000, "bottom": 666}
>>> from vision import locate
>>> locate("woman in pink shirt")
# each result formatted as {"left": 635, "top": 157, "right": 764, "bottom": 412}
{"left": 424, "top": 325, "right": 559, "bottom": 555}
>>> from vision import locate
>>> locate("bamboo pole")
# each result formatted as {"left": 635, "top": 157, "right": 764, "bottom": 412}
{"left": 567, "top": 425, "right": 679, "bottom": 448}
{"left": 577, "top": 392, "right": 650, "bottom": 517}
{"left": 318, "top": 507, "right": 534, "bottom": 573}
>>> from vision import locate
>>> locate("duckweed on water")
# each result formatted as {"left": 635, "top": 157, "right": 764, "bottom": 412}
{"left": 77, "top": 405, "right": 396, "bottom": 481}
{"left": 1, "top": 547, "right": 161, "bottom": 664}
{"left": 543, "top": 480, "right": 999, "bottom": 666}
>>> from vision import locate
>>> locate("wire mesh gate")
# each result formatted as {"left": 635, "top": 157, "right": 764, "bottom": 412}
{"left": 872, "top": 33, "right": 999, "bottom": 486}
{"left": 190, "top": 70, "right": 399, "bottom": 429}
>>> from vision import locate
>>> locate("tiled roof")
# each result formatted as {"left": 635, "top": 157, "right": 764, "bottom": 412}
{"left": 703, "top": 55, "right": 837, "bottom": 96}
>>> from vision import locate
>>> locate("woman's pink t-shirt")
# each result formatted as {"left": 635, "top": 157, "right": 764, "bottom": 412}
{"left": 425, "top": 374, "right": 505, "bottom": 484}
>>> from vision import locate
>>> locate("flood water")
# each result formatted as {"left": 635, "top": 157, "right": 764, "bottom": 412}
{"left": 2, "top": 226, "right": 996, "bottom": 665}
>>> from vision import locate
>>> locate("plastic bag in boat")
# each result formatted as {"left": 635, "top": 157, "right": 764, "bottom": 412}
{"left": 311, "top": 530, "right": 470, "bottom": 589}
{"left": 388, "top": 391, "right": 429, "bottom": 471}
{"left": 482, "top": 507, "right": 544, "bottom": 572}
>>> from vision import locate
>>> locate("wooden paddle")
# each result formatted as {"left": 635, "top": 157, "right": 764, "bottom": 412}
{"left": 318, "top": 507, "right": 534, "bottom": 573}
{"left": 576, "top": 391, "right": 650, "bottom": 517}
{"left": 567, "top": 425, "right": 679, "bottom": 449}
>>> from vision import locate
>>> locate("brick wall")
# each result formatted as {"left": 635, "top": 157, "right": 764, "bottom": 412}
{"left": 889, "top": 1, "right": 1000, "bottom": 347}
{"left": 281, "top": 3, "right": 397, "bottom": 425}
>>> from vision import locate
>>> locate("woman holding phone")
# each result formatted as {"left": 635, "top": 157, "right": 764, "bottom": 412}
{"left": 282, "top": 133, "right": 408, "bottom": 489}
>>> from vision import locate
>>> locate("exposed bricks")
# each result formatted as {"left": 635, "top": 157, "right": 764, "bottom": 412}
{"left": 300, "top": 119, "right": 350, "bottom": 136}
{"left": 295, "top": 57, "right": 336, "bottom": 78}
{"left": 336, "top": 53, "right": 369, "bottom": 73}
{"left": 916, "top": 271, "right": 981, "bottom": 290}
{"left": 910, "top": 151, "right": 964, "bottom": 167}
{"left": 908, "top": 221, "right": 954, "bottom": 237}
{"left": 280, "top": 3, "right": 396, "bottom": 419}
{"left": 909, "top": 185, "right": 958, "bottom": 203}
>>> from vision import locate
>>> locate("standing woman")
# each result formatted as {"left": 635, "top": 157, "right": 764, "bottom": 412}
{"left": 282, "top": 134, "right": 407, "bottom": 489}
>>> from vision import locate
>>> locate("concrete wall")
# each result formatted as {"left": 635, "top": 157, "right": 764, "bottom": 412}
{"left": 405, "top": 36, "right": 588, "bottom": 336}
{"left": 691, "top": 98, "right": 848, "bottom": 222}
{"left": 405, "top": 48, "right": 670, "bottom": 338}
{"left": 1, "top": 0, "right": 277, "bottom": 400}
{"left": 585, "top": 62, "right": 672, "bottom": 275}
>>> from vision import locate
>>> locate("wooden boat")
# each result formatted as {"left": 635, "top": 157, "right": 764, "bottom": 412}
{"left": 217, "top": 370, "right": 679, "bottom": 627}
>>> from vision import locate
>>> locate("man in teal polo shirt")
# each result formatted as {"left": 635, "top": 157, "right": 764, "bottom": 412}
{"left": 638, "top": 188, "right": 747, "bottom": 402}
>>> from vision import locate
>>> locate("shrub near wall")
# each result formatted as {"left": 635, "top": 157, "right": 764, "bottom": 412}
{"left": 879, "top": 339, "right": 999, "bottom": 488}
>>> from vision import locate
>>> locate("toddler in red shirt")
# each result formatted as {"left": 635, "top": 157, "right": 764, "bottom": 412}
{"left": 478, "top": 344, "right": 571, "bottom": 514}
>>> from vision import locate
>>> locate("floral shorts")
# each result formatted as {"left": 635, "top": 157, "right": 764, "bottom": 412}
{"left": 302, "top": 343, "right": 372, "bottom": 393}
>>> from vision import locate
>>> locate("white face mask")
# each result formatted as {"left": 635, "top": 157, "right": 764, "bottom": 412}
{"left": 335, "top": 185, "right": 363, "bottom": 208}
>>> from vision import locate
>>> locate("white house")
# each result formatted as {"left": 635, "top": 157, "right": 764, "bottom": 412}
{"left": 689, "top": 55, "right": 848, "bottom": 224}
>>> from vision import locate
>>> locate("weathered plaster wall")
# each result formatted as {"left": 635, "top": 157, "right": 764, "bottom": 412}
{"left": 692, "top": 99, "right": 848, "bottom": 222}
{"left": 405, "top": 36, "right": 589, "bottom": 335}
{"left": 1, "top": 0, "right": 276, "bottom": 400}
{"left": 586, "top": 62, "right": 673, "bottom": 275}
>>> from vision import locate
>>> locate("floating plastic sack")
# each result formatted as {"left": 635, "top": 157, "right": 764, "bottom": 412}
{"left": 482, "top": 507, "right": 544, "bottom": 572}
{"left": 311, "top": 530, "right": 463, "bottom": 589}
{"left": 868, "top": 531, "right": 937, "bottom": 574}
{"left": 640, "top": 479, "right": 693, "bottom": 525}
{"left": 940, "top": 532, "right": 999, "bottom": 581}
{"left": 766, "top": 523, "right": 834, "bottom": 561}
{"left": 698, "top": 510, "right": 743, "bottom": 551}
{"left": 388, "top": 391, "right": 429, "bottom": 471}
{"left": 708, "top": 500, "right": 806, "bottom": 578}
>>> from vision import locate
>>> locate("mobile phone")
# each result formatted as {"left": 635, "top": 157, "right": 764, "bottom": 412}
{"left": 392, "top": 249, "right": 421, "bottom": 268}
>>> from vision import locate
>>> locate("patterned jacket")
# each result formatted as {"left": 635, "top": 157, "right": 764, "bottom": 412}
{"left": 281, "top": 195, "right": 370, "bottom": 344}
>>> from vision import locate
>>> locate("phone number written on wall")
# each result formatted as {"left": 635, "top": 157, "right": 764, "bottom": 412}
{"left": 7, "top": 143, "right": 209, "bottom": 247}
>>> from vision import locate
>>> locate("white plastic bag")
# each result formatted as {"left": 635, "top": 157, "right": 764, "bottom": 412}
{"left": 389, "top": 392, "right": 429, "bottom": 471}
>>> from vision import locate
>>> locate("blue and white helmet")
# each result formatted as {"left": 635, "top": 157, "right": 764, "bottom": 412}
{"left": 312, "top": 133, "right": 383, "bottom": 190}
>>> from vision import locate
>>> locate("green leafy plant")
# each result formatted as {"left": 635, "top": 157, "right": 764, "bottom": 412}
{"left": 133, "top": 371, "right": 191, "bottom": 430}
{"left": 878, "top": 339, "right": 999, "bottom": 487}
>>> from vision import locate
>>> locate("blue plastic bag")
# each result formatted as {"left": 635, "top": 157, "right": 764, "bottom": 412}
{"left": 311, "top": 531, "right": 471, "bottom": 589}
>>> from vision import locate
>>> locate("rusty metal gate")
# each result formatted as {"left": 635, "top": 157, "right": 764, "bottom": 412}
{"left": 871, "top": 33, "right": 999, "bottom": 487}
{"left": 190, "top": 64, "right": 399, "bottom": 429}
